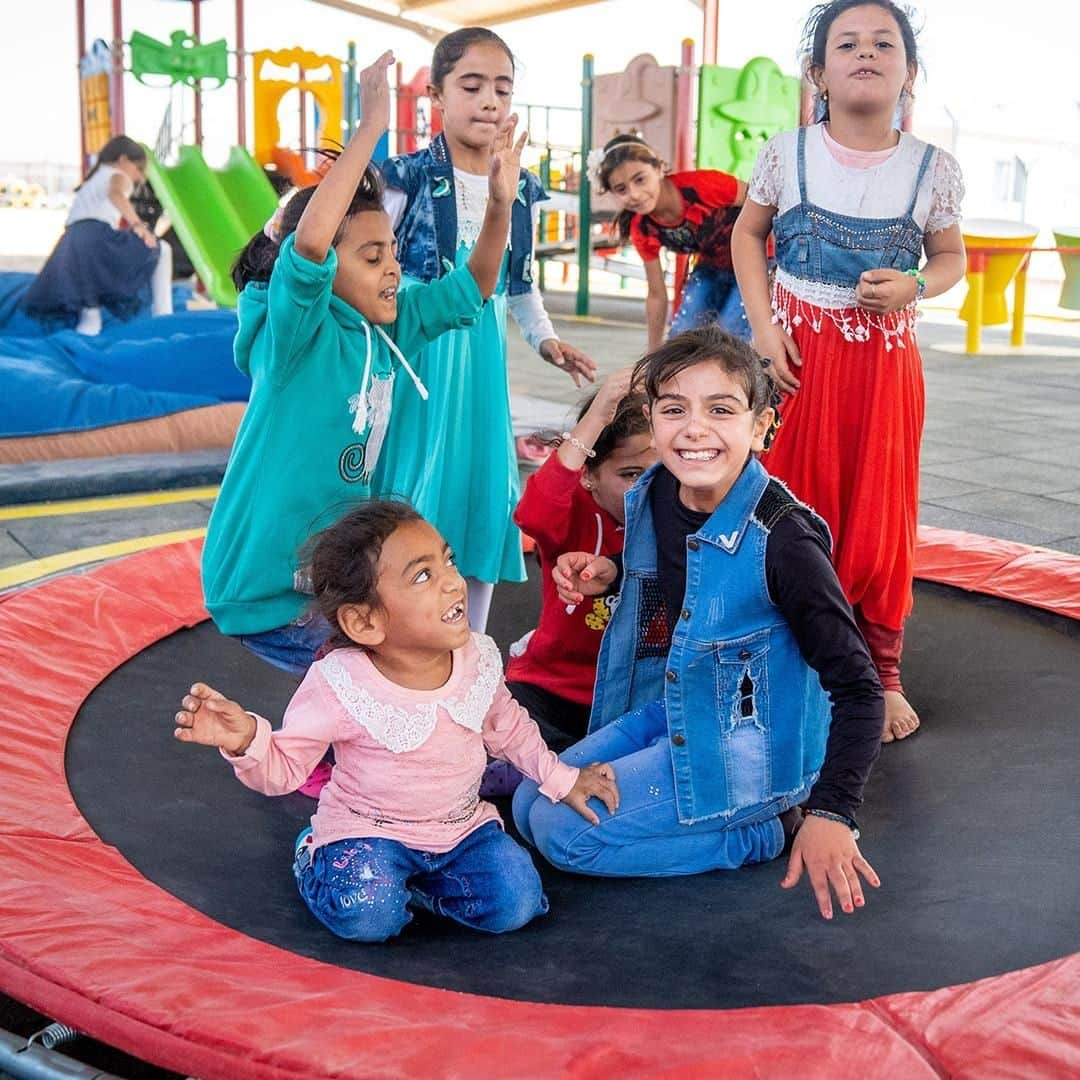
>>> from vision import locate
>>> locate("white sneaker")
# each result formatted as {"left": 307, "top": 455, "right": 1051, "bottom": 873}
{"left": 75, "top": 307, "right": 102, "bottom": 336}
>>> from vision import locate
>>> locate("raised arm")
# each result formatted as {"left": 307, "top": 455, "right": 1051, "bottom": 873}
{"left": 293, "top": 51, "right": 393, "bottom": 263}
{"left": 465, "top": 115, "right": 526, "bottom": 298}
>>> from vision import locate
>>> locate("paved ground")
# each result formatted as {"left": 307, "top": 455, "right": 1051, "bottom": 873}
{"left": 2, "top": 288, "right": 1079, "bottom": 583}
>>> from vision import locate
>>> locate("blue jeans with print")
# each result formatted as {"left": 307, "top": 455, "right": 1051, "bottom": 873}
{"left": 512, "top": 700, "right": 783, "bottom": 878}
{"left": 669, "top": 264, "right": 750, "bottom": 340}
{"left": 294, "top": 822, "right": 548, "bottom": 941}
{"left": 233, "top": 612, "right": 331, "bottom": 676}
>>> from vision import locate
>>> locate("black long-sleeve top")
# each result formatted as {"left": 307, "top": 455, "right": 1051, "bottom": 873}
{"left": 648, "top": 467, "right": 883, "bottom": 826}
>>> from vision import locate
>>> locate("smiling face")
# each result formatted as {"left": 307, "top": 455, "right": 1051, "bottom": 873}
{"left": 331, "top": 210, "right": 401, "bottom": 324}
{"left": 604, "top": 157, "right": 664, "bottom": 217}
{"left": 584, "top": 432, "right": 657, "bottom": 524}
{"left": 647, "top": 361, "right": 773, "bottom": 513}
{"left": 430, "top": 42, "right": 514, "bottom": 152}
{"left": 816, "top": 4, "right": 915, "bottom": 116}
{"left": 370, "top": 519, "right": 470, "bottom": 654}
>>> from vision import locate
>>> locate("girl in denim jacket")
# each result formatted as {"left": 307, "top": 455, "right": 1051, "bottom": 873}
{"left": 732, "top": 1, "right": 966, "bottom": 742}
{"left": 375, "top": 28, "right": 596, "bottom": 633}
{"left": 514, "top": 327, "right": 885, "bottom": 921}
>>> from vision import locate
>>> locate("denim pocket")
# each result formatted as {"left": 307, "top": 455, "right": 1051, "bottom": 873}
{"left": 713, "top": 629, "right": 771, "bottom": 808}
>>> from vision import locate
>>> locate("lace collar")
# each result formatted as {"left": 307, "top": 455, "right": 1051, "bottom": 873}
{"left": 315, "top": 634, "right": 503, "bottom": 754}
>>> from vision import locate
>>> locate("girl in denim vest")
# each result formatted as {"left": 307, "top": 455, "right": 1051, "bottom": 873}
{"left": 202, "top": 53, "right": 520, "bottom": 679}
{"left": 513, "top": 327, "right": 884, "bottom": 921}
{"left": 376, "top": 28, "right": 597, "bottom": 633}
{"left": 178, "top": 501, "right": 618, "bottom": 942}
{"left": 732, "top": 1, "right": 966, "bottom": 742}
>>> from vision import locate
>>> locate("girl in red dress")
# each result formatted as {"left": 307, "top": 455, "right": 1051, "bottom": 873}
{"left": 732, "top": 0, "right": 966, "bottom": 741}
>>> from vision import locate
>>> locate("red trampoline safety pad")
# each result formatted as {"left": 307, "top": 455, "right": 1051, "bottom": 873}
{"left": 0, "top": 535, "right": 1078, "bottom": 1080}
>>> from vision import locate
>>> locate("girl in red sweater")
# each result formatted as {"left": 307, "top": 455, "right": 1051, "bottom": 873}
{"left": 506, "top": 371, "right": 656, "bottom": 751}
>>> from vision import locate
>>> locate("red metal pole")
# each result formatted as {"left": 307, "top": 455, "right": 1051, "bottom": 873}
{"left": 193, "top": 0, "right": 203, "bottom": 148}
{"left": 235, "top": 0, "right": 246, "bottom": 147}
{"left": 703, "top": 0, "right": 718, "bottom": 66}
{"left": 110, "top": 0, "right": 125, "bottom": 133}
{"left": 76, "top": 0, "right": 88, "bottom": 172}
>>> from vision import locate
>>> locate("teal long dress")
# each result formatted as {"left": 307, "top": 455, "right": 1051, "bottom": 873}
{"left": 372, "top": 243, "right": 526, "bottom": 585}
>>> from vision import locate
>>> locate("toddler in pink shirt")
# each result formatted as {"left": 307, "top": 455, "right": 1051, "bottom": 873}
{"left": 175, "top": 501, "right": 619, "bottom": 941}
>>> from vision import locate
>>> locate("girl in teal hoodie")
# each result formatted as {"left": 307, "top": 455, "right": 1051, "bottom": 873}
{"left": 202, "top": 51, "right": 527, "bottom": 675}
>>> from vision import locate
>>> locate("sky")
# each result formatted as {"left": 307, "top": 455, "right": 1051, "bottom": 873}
{"left": 2, "top": 0, "right": 1078, "bottom": 169}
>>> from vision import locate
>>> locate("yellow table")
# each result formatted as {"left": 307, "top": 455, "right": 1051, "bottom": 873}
{"left": 959, "top": 218, "right": 1038, "bottom": 353}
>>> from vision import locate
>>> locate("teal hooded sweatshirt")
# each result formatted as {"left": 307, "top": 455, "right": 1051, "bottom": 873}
{"left": 202, "top": 233, "right": 484, "bottom": 636}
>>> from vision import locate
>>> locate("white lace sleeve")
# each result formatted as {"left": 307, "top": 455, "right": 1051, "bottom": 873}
{"left": 926, "top": 149, "right": 965, "bottom": 234}
{"left": 747, "top": 135, "right": 785, "bottom": 208}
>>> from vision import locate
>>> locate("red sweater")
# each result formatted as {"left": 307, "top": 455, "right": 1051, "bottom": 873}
{"left": 506, "top": 455, "right": 624, "bottom": 706}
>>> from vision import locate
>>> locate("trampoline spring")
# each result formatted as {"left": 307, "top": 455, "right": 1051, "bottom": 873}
{"left": 26, "top": 1021, "right": 81, "bottom": 1051}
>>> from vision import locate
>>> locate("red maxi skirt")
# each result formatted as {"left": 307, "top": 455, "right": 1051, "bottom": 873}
{"left": 762, "top": 295, "right": 924, "bottom": 635}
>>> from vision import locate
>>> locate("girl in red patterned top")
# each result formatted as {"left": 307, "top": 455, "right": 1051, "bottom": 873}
{"left": 590, "top": 134, "right": 747, "bottom": 350}
{"left": 505, "top": 371, "right": 656, "bottom": 752}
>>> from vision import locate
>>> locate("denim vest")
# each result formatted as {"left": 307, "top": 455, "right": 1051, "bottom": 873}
{"left": 379, "top": 133, "right": 547, "bottom": 297}
{"left": 590, "top": 458, "right": 831, "bottom": 825}
{"left": 773, "top": 126, "right": 935, "bottom": 286}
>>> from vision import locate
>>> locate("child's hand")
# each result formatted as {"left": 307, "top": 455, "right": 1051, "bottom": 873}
{"left": 488, "top": 114, "right": 528, "bottom": 206}
{"left": 553, "top": 553, "right": 617, "bottom": 606}
{"left": 780, "top": 814, "right": 881, "bottom": 919}
{"left": 130, "top": 220, "right": 157, "bottom": 248}
{"left": 356, "top": 50, "right": 394, "bottom": 136}
{"left": 562, "top": 762, "right": 619, "bottom": 825}
{"left": 856, "top": 269, "right": 918, "bottom": 315}
{"left": 174, "top": 683, "right": 257, "bottom": 756}
{"left": 585, "top": 367, "right": 636, "bottom": 425}
{"left": 752, "top": 323, "right": 801, "bottom": 394}
{"left": 539, "top": 339, "right": 598, "bottom": 387}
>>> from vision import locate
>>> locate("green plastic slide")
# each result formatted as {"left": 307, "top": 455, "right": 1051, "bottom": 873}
{"left": 146, "top": 145, "right": 279, "bottom": 307}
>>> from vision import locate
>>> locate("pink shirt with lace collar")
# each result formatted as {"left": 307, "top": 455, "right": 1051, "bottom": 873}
{"left": 226, "top": 633, "right": 578, "bottom": 854}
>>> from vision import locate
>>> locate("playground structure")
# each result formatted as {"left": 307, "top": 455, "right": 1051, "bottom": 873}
{"left": 72, "top": 2, "right": 1080, "bottom": 335}
{"left": 74, "top": 0, "right": 443, "bottom": 306}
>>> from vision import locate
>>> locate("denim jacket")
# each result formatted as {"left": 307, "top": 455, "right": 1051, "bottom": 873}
{"left": 590, "top": 458, "right": 831, "bottom": 825}
{"left": 772, "top": 125, "right": 935, "bottom": 287}
{"left": 379, "top": 133, "right": 547, "bottom": 297}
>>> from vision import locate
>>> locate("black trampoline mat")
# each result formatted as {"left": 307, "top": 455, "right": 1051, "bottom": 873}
{"left": 67, "top": 573, "right": 1080, "bottom": 1010}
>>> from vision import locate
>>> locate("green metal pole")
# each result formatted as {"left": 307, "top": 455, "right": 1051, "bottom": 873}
{"left": 538, "top": 151, "right": 551, "bottom": 293}
{"left": 576, "top": 53, "right": 593, "bottom": 317}
{"left": 345, "top": 41, "right": 357, "bottom": 140}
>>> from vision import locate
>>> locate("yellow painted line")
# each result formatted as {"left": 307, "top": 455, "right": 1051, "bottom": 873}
{"left": 0, "top": 486, "right": 220, "bottom": 522}
{"left": 0, "top": 528, "right": 206, "bottom": 591}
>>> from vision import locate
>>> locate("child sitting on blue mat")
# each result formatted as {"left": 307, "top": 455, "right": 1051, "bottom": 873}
{"left": 22, "top": 135, "right": 173, "bottom": 335}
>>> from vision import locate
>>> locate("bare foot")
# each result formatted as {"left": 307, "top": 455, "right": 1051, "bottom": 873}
{"left": 882, "top": 690, "right": 920, "bottom": 743}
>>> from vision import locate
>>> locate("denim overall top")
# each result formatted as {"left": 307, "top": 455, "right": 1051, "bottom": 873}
{"left": 772, "top": 126, "right": 936, "bottom": 287}
{"left": 379, "top": 133, "right": 547, "bottom": 298}
{"left": 590, "top": 458, "right": 831, "bottom": 825}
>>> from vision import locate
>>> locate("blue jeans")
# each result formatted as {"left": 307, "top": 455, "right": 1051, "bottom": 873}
{"left": 295, "top": 823, "right": 548, "bottom": 941}
{"left": 233, "top": 612, "right": 331, "bottom": 675}
{"left": 512, "top": 701, "right": 783, "bottom": 877}
{"left": 669, "top": 264, "right": 750, "bottom": 340}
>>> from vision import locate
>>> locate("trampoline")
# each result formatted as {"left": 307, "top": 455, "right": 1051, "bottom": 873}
{"left": 0, "top": 529, "right": 1077, "bottom": 1078}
